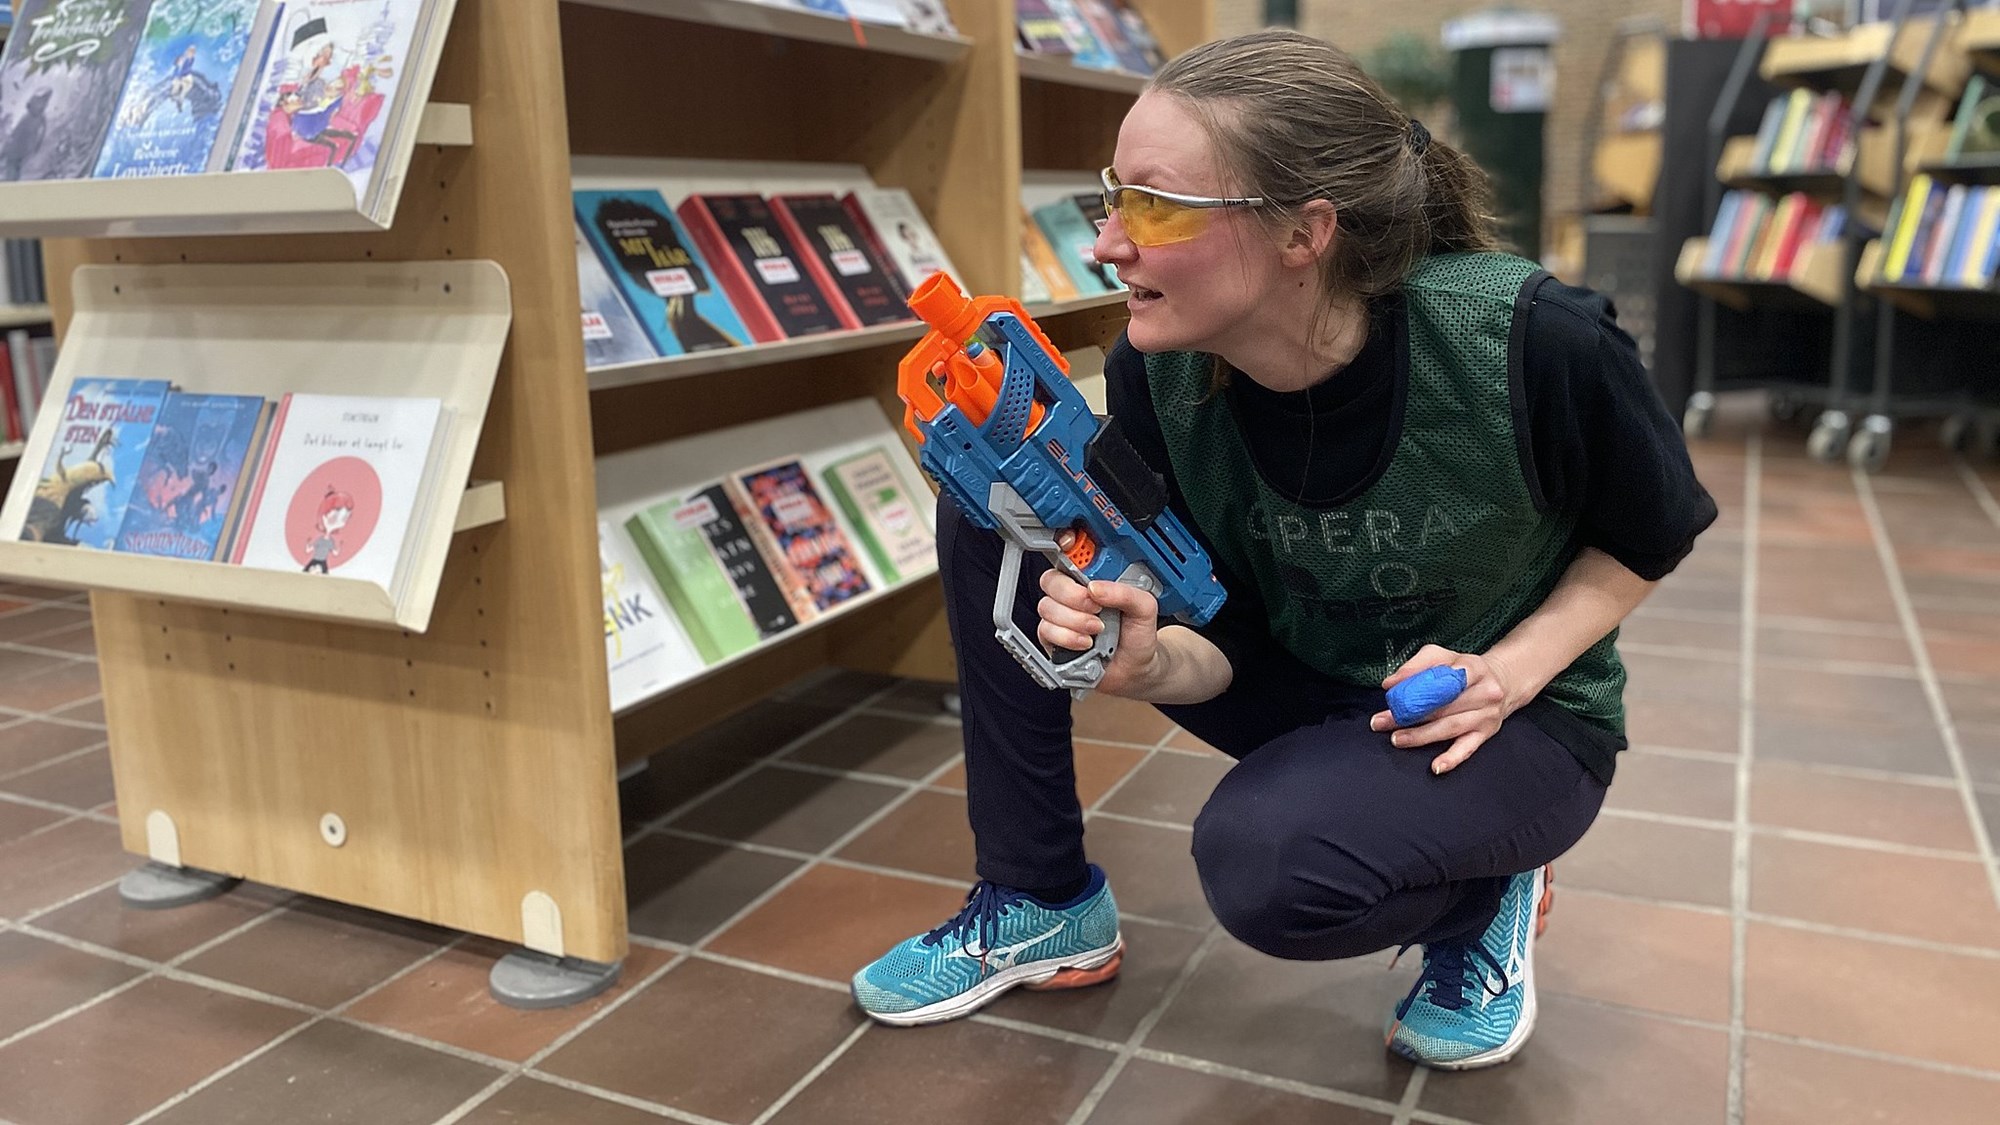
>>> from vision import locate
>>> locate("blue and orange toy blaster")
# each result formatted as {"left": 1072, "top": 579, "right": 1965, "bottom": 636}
{"left": 897, "top": 275, "right": 1227, "bottom": 696}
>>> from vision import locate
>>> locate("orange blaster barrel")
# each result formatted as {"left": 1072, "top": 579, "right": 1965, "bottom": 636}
{"left": 896, "top": 274, "right": 1065, "bottom": 441}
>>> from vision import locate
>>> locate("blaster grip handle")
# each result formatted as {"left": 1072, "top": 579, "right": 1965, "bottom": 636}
{"left": 994, "top": 537, "right": 1121, "bottom": 699}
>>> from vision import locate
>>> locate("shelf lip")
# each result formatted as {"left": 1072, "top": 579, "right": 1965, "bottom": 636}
{"left": 0, "top": 304, "right": 51, "bottom": 330}
{"left": 561, "top": 0, "right": 971, "bottom": 62}
{"left": 1016, "top": 52, "right": 1149, "bottom": 95}
{"left": 1025, "top": 291, "right": 1130, "bottom": 317}
{"left": 587, "top": 319, "right": 928, "bottom": 392}
{"left": 0, "top": 442, "right": 22, "bottom": 462}
{"left": 1915, "top": 156, "right": 2000, "bottom": 184}
{"left": 1961, "top": 8, "right": 2000, "bottom": 54}
{"left": 611, "top": 568, "right": 939, "bottom": 718}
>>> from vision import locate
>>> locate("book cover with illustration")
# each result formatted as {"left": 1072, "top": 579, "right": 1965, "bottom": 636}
{"left": 678, "top": 193, "right": 845, "bottom": 342}
{"left": 769, "top": 193, "right": 909, "bottom": 329}
{"left": 93, "top": 0, "right": 277, "bottom": 179}
{"left": 230, "top": 393, "right": 443, "bottom": 592}
{"left": 598, "top": 518, "right": 703, "bottom": 709}
{"left": 228, "top": 0, "right": 427, "bottom": 202}
{"left": 112, "top": 391, "right": 271, "bottom": 560}
{"left": 822, "top": 446, "right": 934, "bottom": 585}
{"left": 0, "top": 0, "right": 150, "bottom": 181}
{"left": 19, "top": 377, "right": 173, "bottom": 549}
{"left": 575, "top": 188, "right": 752, "bottom": 358}
{"left": 843, "top": 187, "right": 966, "bottom": 299}
{"left": 625, "top": 484, "right": 795, "bottom": 664}
{"left": 574, "top": 219, "right": 659, "bottom": 369}
{"left": 731, "top": 458, "right": 871, "bottom": 615}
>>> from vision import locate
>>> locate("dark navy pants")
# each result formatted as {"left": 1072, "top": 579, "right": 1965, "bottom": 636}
{"left": 939, "top": 495, "right": 1609, "bottom": 959}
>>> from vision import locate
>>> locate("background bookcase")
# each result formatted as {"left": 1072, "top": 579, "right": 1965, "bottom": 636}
{"left": 20, "top": 0, "right": 1203, "bottom": 991}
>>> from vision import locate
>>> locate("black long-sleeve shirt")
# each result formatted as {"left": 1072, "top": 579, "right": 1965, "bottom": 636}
{"left": 1103, "top": 274, "right": 1719, "bottom": 779}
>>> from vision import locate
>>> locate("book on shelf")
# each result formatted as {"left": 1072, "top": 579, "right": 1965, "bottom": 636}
{"left": 820, "top": 445, "right": 934, "bottom": 585}
{"left": 112, "top": 390, "right": 271, "bottom": 560}
{"left": 769, "top": 192, "right": 911, "bottom": 329}
{"left": 0, "top": 0, "right": 150, "bottom": 182}
{"left": 573, "top": 219, "right": 660, "bottom": 369}
{"left": 678, "top": 193, "right": 847, "bottom": 343}
{"left": 229, "top": 392, "right": 451, "bottom": 601}
{"left": 1042, "top": 0, "right": 1120, "bottom": 71}
{"left": 598, "top": 517, "right": 704, "bottom": 710}
{"left": 574, "top": 188, "right": 754, "bottom": 358}
{"left": 1016, "top": 0, "right": 1079, "bottom": 56}
{"left": 896, "top": 0, "right": 956, "bottom": 35}
{"left": 841, "top": 186, "right": 966, "bottom": 301}
{"left": 1032, "top": 196, "right": 1120, "bottom": 294}
{"left": 1021, "top": 211, "right": 1081, "bottom": 300}
{"left": 93, "top": 0, "right": 280, "bottom": 179}
{"left": 1018, "top": 249, "right": 1054, "bottom": 304}
{"left": 19, "top": 377, "right": 172, "bottom": 549}
{"left": 727, "top": 456, "right": 873, "bottom": 622}
{"left": 625, "top": 484, "right": 796, "bottom": 664}
{"left": 228, "top": 0, "right": 446, "bottom": 217}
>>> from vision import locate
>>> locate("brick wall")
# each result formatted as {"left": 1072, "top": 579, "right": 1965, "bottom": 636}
{"left": 1194, "top": 0, "right": 1683, "bottom": 256}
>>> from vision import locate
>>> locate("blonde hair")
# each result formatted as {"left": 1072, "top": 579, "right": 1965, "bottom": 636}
{"left": 1148, "top": 28, "right": 1503, "bottom": 307}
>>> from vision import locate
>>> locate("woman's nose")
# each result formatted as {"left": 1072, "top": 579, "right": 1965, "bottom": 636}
{"left": 1093, "top": 211, "right": 1136, "bottom": 266}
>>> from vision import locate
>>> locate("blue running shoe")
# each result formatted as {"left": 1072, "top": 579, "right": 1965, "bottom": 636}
{"left": 1385, "top": 864, "right": 1554, "bottom": 1070}
{"left": 851, "top": 865, "right": 1123, "bottom": 1027}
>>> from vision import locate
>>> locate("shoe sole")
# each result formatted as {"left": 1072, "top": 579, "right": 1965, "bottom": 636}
{"left": 1390, "top": 864, "right": 1553, "bottom": 1072}
{"left": 859, "top": 939, "right": 1124, "bottom": 1028}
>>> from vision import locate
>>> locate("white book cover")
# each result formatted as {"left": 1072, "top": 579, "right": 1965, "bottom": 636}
{"left": 598, "top": 518, "right": 704, "bottom": 710}
{"left": 228, "top": 0, "right": 428, "bottom": 207}
{"left": 232, "top": 392, "right": 442, "bottom": 592}
{"left": 850, "top": 186, "right": 966, "bottom": 295}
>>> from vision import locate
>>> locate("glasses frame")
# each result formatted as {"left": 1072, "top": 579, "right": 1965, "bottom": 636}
{"left": 1098, "top": 166, "right": 1266, "bottom": 221}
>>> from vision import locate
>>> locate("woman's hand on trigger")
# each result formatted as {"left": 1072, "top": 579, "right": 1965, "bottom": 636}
{"left": 1037, "top": 569, "right": 1161, "bottom": 697}
{"left": 1370, "top": 644, "right": 1520, "bottom": 776}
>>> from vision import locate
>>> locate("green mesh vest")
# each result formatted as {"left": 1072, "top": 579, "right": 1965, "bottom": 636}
{"left": 1147, "top": 252, "right": 1625, "bottom": 734}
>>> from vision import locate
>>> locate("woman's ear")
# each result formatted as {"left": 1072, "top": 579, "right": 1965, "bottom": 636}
{"left": 1279, "top": 199, "right": 1338, "bottom": 268}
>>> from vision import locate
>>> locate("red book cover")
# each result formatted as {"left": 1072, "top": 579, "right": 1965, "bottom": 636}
{"left": 769, "top": 194, "right": 910, "bottom": 329}
{"left": 676, "top": 195, "right": 786, "bottom": 344}
{"left": 228, "top": 393, "right": 293, "bottom": 565}
{"left": 0, "top": 344, "right": 18, "bottom": 443}
{"left": 680, "top": 193, "right": 847, "bottom": 341}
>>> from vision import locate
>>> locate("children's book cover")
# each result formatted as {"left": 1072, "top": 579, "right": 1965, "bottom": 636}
{"left": 0, "top": 0, "right": 150, "bottom": 181}
{"left": 598, "top": 518, "right": 703, "bottom": 709}
{"left": 93, "top": 0, "right": 273, "bottom": 178}
{"left": 112, "top": 391, "right": 270, "bottom": 560}
{"left": 229, "top": 0, "right": 424, "bottom": 203}
{"left": 20, "top": 377, "right": 173, "bottom": 549}
{"left": 733, "top": 458, "right": 871, "bottom": 613}
{"left": 574, "top": 219, "right": 659, "bottom": 369}
{"left": 822, "top": 446, "right": 934, "bottom": 585}
{"left": 575, "top": 189, "right": 753, "bottom": 357}
{"left": 231, "top": 393, "right": 443, "bottom": 591}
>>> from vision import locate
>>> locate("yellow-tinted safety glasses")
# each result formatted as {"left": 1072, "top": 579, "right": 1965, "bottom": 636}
{"left": 1099, "top": 167, "right": 1265, "bottom": 247}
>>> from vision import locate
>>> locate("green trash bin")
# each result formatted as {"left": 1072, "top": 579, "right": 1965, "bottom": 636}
{"left": 1442, "top": 10, "right": 1561, "bottom": 257}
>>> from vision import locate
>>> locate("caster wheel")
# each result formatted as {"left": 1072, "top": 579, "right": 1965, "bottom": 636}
{"left": 1808, "top": 412, "right": 1851, "bottom": 463}
{"left": 1847, "top": 421, "right": 1892, "bottom": 473}
{"left": 1770, "top": 395, "right": 1805, "bottom": 424}
{"left": 1683, "top": 392, "right": 1716, "bottom": 441}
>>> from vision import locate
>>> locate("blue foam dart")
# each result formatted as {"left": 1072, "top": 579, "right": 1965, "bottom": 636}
{"left": 1387, "top": 665, "right": 1468, "bottom": 727}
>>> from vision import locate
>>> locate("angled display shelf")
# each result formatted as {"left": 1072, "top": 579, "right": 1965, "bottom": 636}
{"left": 1675, "top": 235, "right": 1846, "bottom": 311}
{"left": 1761, "top": 18, "right": 1968, "bottom": 109}
{"left": 0, "top": 0, "right": 467, "bottom": 241}
{"left": 1017, "top": 51, "right": 1149, "bottom": 94}
{"left": 0, "top": 304, "right": 51, "bottom": 329}
{"left": 566, "top": 0, "right": 971, "bottom": 61}
{"left": 0, "top": 260, "right": 511, "bottom": 631}
{"left": 1856, "top": 237, "right": 2000, "bottom": 319}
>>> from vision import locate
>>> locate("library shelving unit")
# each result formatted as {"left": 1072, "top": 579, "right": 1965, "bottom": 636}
{"left": 2, "top": 0, "right": 1205, "bottom": 1006}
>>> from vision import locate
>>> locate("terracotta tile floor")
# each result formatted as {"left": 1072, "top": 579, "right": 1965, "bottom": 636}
{"left": 4, "top": 395, "right": 2000, "bottom": 1123}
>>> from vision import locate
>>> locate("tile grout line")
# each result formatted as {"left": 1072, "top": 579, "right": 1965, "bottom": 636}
{"left": 442, "top": 677, "right": 972, "bottom": 1125}
{"left": 1389, "top": 1065, "right": 1429, "bottom": 1125}
{"left": 746, "top": 1022, "right": 873, "bottom": 1125}
{"left": 1125, "top": 1045, "right": 1430, "bottom": 1122}
{"left": 1062, "top": 925, "right": 1230, "bottom": 1125}
{"left": 1598, "top": 805, "right": 1990, "bottom": 862}
{"left": 0, "top": 738, "right": 110, "bottom": 785}
{"left": 1727, "top": 430, "right": 1761, "bottom": 1125}
{"left": 1853, "top": 468, "right": 2000, "bottom": 912}
{"left": 1954, "top": 456, "right": 2000, "bottom": 529}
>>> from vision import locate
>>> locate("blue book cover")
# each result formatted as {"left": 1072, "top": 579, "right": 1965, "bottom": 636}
{"left": 1032, "top": 197, "right": 1120, "bottom": 294}
{"left": 113, "top": 391, "right": 269, "bottom": 560}
{"left": 20, "top": 378, "right": 173, "bottom": 549}
{"left": 574, "top": 189, "right": 752, "bottom": 358}
{"left": 573, "top": 218, "right": 659, "bottom": 368}
{"left": 0, "top": 0, "right": 151, "bottom": 181}
{"left": 92, "top": 0, "right": 269, "bottom": 178}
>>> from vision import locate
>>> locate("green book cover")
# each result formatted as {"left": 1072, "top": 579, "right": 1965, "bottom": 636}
{"left": 1947, "top": 75, "right": 1987, "bottom": 162}
{"left": 822, "top": 447, "right": 936, "bottom": 587}
{"left": 625, "top": 493, "right": 762, "bottom": 665}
